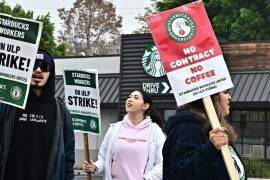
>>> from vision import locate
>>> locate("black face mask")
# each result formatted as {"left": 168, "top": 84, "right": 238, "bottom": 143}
{"left": 33, "top": 59, "right": 51, "bottom": 72}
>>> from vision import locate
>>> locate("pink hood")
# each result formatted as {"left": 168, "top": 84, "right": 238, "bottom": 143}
{"left": 123, "top": 114, "right": 152, "bottom": 130}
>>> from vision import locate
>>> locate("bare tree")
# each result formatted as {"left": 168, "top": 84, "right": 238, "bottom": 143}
{"left": 133, "top": 0, "right": 157, "bottom": 34}
{"left": 58, "top": 0, "right": 122, "bottom": 55}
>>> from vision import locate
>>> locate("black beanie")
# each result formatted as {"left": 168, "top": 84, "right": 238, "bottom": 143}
{"left": 36, "top": 48, "right": 54, "bottom": 68}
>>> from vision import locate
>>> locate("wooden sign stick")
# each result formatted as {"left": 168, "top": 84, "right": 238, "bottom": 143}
{"left": 83, "top": 133, "right": 92, "bottom": 180}
{"left": 203, "top": 96, "right": 239, "bottom": 180}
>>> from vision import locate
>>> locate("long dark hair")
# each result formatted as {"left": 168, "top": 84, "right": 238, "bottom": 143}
{"left": 136, "top": 89, "right": 164, "bottom": 129}
{"left": 181, "top": 93, "right": 237, "bottom": 142}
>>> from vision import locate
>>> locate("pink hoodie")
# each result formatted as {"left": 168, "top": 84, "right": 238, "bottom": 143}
{"left": 111, "top": 115, "right": 152, "bottom": 180}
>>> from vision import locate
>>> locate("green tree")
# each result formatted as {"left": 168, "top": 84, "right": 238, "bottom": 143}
{"left": 0, "top": 1, "right": 68, "bottom": 57}
{"left": 138, "top": 0, "right": 270, "bottom": 41}
{"left": 58, "top": 0, "right": 122, "bottom": 56}
{"left": 36, "top": 14, "right": 69, "bottom": 57}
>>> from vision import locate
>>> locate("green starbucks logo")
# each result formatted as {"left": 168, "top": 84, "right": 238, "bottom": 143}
{"left": 142, "top": 43, "right": 165, "bottom": 77}
{"left": 90, "top": 119, "right": 97, "bottom": 130}
{"left": 10, "top": 86, "right": 23, "bottom": 100}
{"left": 166, "top": 12, "right": 196, "bottom": 42}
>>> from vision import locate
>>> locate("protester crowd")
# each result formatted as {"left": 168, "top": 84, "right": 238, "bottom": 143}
{"left": 0, "top": 47, "right": 246, "bottom": 180}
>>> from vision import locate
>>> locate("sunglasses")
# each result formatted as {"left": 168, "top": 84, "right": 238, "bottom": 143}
{"left": 33, "top": 60, "right": 51, "bottom": 72}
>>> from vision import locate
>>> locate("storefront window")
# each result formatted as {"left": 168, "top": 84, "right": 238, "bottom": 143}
{"left": 243, "top": 122, "right": 265, "bottom": 158}
{"left": 232, "top": 111, "right": 266, "bottom": 158}
{"left": 164, "top": 109, "right": 176, "bottom": 122}
{"left": 232, "top": 111, "right": 265, "bottom": 122}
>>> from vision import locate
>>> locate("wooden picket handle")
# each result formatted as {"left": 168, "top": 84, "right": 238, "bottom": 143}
{"left": 84, "top": 133, "right": 92, "bottom": 180}
{"left": 202, "top": 96, "right": 239, "bottom": 180}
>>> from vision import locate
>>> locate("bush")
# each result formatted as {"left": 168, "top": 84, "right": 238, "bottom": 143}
{"left": 243, "top": 158, "right": 270, "bottom": 178}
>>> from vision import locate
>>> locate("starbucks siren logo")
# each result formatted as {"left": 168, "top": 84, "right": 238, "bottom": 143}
{"left": 90, "top": 119, "right": 97, "bottom": 130}
{"left": 166, "top": 12, "right": 196, "bottom": 42}
{"left": 142, "top": 43, "right": 165, "bottom": 77}
{"left": 10, "top": 86, "right": 23, "bottom": 100}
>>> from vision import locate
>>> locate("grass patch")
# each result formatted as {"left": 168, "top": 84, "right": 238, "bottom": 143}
{"left": 243, "top": 158, "right": 270, "bottom": 178}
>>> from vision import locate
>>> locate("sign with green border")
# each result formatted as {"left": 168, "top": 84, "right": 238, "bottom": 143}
{"left": 63, "top": 69, "right": 101, "bottom": 134}
{"left": 0, "top": 13, "right": 42, "bottom": 109}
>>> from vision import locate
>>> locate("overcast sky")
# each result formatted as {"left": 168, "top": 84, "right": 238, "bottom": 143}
{"left": 4, "top": 0, "right": 152, "bottom": 36}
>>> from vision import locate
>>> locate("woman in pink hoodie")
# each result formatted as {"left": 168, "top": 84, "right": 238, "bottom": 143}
{"left": 83, "top": 90, "right": 165, "bottom": 180}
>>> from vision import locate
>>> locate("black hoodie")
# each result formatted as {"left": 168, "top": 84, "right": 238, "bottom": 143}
{"left": 162, "top": 109, "right": 246, "bottom": 180}
{"left": 4, "top": 52, "right": 56, "bottom": 180}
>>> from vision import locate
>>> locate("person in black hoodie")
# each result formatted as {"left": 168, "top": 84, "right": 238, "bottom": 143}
{"left": 163, "top": 91, "right": 246, "bottom": 180}
{"left": 0, "top": 48, "right": 75, "bottom": 180}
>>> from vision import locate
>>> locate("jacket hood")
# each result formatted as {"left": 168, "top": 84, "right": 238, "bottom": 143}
{"left": 123, "top": 114, "right": 152, "bottom": 130}
{"left": 29, "top": 49, "right": 55, "bottom": 101}
{"left": 165, "top": 109, "right": 198, "bottom": 135}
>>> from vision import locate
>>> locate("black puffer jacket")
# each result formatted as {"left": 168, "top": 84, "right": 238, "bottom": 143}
{"left": 163, "top": 109, "right": 246, "bottom": 180}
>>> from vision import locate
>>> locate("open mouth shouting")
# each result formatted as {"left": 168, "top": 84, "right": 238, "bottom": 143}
{"left": 32, "top": 72, "right": 44, "bottom": 83}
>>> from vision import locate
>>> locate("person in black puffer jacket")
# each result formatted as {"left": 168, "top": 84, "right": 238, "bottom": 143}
{"left": 163, "top": 91, "right": 247, "bottom": 180}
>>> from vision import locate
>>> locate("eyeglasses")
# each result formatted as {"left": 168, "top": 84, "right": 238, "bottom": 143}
{"left": 33, "top": 60, "right": 51, "bottom": 72}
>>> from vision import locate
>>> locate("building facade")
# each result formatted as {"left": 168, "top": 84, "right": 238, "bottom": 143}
{"left": 55, "top": 34, "right": 270, "bottom": 178}
{"left": 119, "top": 34, "right": 270, "bottom": 161}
